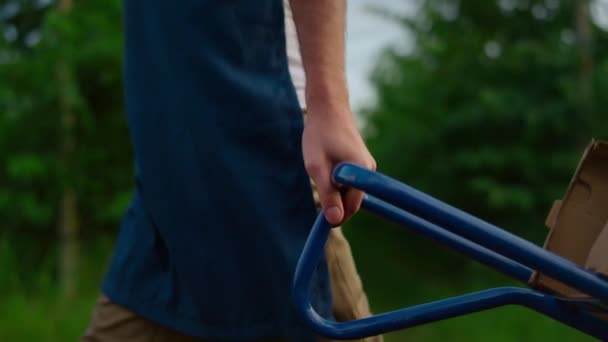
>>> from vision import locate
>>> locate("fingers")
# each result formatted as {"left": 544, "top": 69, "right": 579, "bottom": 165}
{"left": 318, "top": 177, "right": 344, "bottom": 226}
{"left": 323, "top": 191, "right": 344, "bottom": 226}
{"left": 307, "top": 162, "right": 344, "bottom": 226}
{"left": 342, "top": 188, "right": 364, "bottom": 223}
{"left": 340, "top": 157, "right": 375, "bottom": 223}
{"left": 306, "top": 152, "right": 376, "bottom": 226}
{"left": 370, "top": 156, "right": 377, "bottom": 171}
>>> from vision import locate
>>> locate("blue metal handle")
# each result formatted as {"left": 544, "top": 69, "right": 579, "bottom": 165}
{"left": 292, "top": 163, "right": 608, "bottom": 339}
{"left": 333, "top": 163, "right": 608, "bottom": 302}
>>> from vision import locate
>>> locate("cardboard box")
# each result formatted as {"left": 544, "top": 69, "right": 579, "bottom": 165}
{"left": 529, "top": 140, "right": 608, "bottom": 297}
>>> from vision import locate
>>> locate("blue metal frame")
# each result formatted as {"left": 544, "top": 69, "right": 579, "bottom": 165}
{"left": 293, "top": 163, "right": 608, "bottom": 340}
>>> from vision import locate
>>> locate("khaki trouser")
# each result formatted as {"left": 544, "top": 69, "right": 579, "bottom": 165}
{"left": 82, "top": 295, "right": 206, "bottom": 342}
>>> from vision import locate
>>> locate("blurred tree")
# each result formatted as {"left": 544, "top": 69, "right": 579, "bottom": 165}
{"left": 0, "top": 0, "right": 49, "bottom": 50}
{"left": 0, "top": 0, "right": 130, "bottom": 292}
{"left": 356, "top": 0, "right": 608, "bottom": 272}
{"left": 56, "top": 0, "right": 78, "bottom": 299}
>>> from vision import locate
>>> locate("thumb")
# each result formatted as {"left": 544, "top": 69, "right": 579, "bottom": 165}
{"left": 317, "top": 177, "right": 344, "bottom": 226}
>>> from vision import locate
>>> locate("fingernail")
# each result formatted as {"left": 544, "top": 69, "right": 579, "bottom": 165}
{"left": 326, "top": 206, "right": 342, "bottom": 224}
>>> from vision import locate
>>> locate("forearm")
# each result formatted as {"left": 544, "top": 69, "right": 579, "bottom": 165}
{"left": 289, "top": 0, "right": 349, "bottom": 114}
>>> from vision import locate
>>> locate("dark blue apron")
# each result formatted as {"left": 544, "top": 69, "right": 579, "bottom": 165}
{"left": 102, "top": 1, "right": 331, "bottom": 341}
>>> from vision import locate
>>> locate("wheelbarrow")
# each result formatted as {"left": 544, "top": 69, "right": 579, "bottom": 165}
{"left": 293, "top": 162, "right": 608, "bottom": 340}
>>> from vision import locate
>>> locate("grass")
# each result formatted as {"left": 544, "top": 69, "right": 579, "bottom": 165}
{"left": 0, "top": 286, "right": 591, "bottom": 342}
{"left": 344, "top": 214, "right": 595, "bottom": 341}
{"left": 0, "top": 292, "right": 96, "bottom": 341}
{"left": 0, "top": 236, "right": 111, "bottom": 342}
{"left": 0, "top": 226, "right": 598, "bottom": 341}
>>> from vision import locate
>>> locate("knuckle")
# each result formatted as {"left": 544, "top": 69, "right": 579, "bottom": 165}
{"left": 325, "top": 192, "right": 342, "bottom": 207}
{"left": 305, "top": 161, "right": 322, "bottom": 177}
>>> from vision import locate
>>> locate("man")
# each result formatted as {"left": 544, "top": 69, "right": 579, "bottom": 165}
{"left": 283, "top": 3, "right": 382, "bottom": 341}
{"left": 83, "top": 1, "right": 375, "bottom": 341}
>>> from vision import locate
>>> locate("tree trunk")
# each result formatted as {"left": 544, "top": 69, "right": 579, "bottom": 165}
{"left": 57, "top": 0, "right": 78, "bottom": 299}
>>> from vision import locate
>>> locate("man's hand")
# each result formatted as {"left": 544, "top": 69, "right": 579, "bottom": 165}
{"left": 303, "top": 107, "right": 376, "bottom": 226}
{"left": 290, "top": 0, "right": 375, "bottom": 225}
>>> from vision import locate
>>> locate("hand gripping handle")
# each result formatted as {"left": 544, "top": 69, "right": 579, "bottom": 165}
{"left": 292, "top": 163, "right": 608, "bottom": 340}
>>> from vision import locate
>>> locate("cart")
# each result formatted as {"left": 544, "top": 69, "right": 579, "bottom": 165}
{"left": 293, "top": 163, "right": 608, "bottom": 340}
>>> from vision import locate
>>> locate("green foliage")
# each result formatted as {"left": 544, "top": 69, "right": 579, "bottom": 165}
{"left": 0, "top": 0, "right": 131, "bottom": 302}
{"left": 0, "top": 236, "right": 113, "bottom": 342}
{"left": 0, "top": 0, "right": 132, "bottom": 236}
{"left": 362, "top": 0, "right": 608, "bottom": 244}
{"left": 1, "top": 0, "right": 607, "bottom": 340}
{"left": 341, "top": 0, "right": 608, "bottom": 338}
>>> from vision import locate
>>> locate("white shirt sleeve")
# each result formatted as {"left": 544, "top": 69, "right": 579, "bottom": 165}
{"left": 284, "top": 0, "right": 307, "bottom": 110}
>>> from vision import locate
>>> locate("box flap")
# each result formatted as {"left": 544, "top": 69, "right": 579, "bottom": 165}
{"left": 531, "top": 140, "right": 608, "bottom": 296}
{"left": 545, "top": 200, "right": 562, "bottom": 230}
{"left": 585, "top": 220, "right": 608, "bottom": 276}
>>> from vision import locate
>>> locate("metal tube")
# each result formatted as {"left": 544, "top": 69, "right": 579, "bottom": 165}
{"left": 292, "top": 212, "right": 608, "bottom": 339}
{"left": 362, "top": 194, "right": 533, "bottom": 283}
{"left": 334, "top": 163, "right": 608, "bottom": 303}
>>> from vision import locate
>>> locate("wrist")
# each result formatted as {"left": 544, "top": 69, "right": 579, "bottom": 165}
{"left": 305, "top": 85, "right": 351, "bottom": 119}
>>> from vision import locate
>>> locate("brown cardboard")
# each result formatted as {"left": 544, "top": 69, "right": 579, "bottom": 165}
{"left": 586, "top": 221, "right": 608, "bottom": 276}
{"left": 544, "top": 200, "right": 562, "bottom": 230}
{"left": 529, "top": 140, "right": 608, "bottom": 297}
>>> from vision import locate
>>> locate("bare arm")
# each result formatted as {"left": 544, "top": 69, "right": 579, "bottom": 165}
{"left": 289, "top": 0, "right": 375, "bottom": 225}
{"left": 289, "top": 0, "right": 349, "bottom": 110}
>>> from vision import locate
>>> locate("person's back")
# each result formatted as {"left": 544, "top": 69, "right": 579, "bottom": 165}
{"left": 100, "top": 1, "right": 330, "bottom": 340}
{"left": 84, "top": 1, "right": 376, "bottom": 341}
